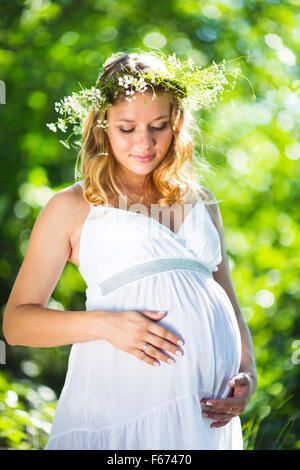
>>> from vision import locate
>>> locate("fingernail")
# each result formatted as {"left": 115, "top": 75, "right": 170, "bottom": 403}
{"left": 177, "top": 340, "right": 184, "bottom": 346}
{"left": 202, "top": 412, "right": 208, "bottom": 418}
{"left": 157, "top": 311, "right": 166, "bottom": 315}
{"left": 229, "top": 380, "right": 235, "bottom": 386}
{"left": 206, "top": 401, "right": 213, "bottom": 406}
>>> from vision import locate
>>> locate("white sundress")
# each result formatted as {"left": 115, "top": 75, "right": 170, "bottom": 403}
{"left": 44, "top": 180, "right": 243, "bottom": 450}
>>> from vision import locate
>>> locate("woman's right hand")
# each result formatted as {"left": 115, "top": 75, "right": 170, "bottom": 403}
{"left": 102, "top": 310, "right": 185, "bottom": 367}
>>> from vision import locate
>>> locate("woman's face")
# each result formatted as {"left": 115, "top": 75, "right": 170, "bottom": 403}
{"left": 106, "top": 91, "right": 173, "bottom": 183}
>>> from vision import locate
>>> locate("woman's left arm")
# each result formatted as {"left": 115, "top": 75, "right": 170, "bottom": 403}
{"left": 200, "top": 188, "right": 257, "bottom": 428}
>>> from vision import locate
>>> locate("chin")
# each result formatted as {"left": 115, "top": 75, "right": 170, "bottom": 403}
{"left": 131, "top": 167, "right": 154, "bottom": 176}
{"left": 129, "top": 161, "right": 158, "bottom": 173}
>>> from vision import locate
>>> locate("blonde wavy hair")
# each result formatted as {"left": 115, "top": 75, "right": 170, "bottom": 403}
{"left": 75, "top": 51, "right": 219, "bottom": 208}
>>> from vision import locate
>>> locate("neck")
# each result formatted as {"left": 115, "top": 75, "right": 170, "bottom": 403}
{"left": 118, "top": 171, "right": 151, "bottom": 198}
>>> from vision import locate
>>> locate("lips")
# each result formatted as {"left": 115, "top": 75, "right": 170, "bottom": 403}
{"left": 132, "top": 154, "right": 155, "bottom": 162}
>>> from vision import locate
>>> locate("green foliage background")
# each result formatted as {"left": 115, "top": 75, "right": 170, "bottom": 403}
{"left": 0, "top": 0, "right": 299, "bottom": 450}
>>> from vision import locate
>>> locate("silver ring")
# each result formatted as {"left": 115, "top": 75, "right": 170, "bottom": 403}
{"left": 143, "top": 344, "right": 149, "bottom": 351}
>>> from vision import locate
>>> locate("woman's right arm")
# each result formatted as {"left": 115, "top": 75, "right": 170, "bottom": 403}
{"left": 2, "top": 188, "right": 108, "bottom": 347}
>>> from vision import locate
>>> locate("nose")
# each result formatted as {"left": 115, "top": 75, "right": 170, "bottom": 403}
{"left": 134, "top": 127, "right": 155, "bottom": 149}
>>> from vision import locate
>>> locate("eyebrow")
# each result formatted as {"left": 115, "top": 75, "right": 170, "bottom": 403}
{"left": 115, "top": 115, "right": 171, "bottom": 123}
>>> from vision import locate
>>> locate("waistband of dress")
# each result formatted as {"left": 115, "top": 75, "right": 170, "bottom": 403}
{"left": 98, "top": 257, "right": 213, "bottom": 296}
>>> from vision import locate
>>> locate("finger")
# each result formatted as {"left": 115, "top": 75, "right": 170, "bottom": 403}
{"left": 202, "top": 410, "right": 232, "bottom": 422}
{"left": 228, "top": 372, "right": 250, "bottom": 387}
{"left": 201, "top": 405, "right": 226, "bottom": 414}
{"left": 201, "top": 398, "right": 239, "bottom": 412}
{"left": 200, "top": 400, "right": 224, "bottom": 413}
{"left": 144, "top": 331, "right": 184, "bottom": 360}
{"left": 138, "top": 337, "right": 178, "bottom": 366}
{"left": 140, "top": 310, "right": 167, "bottom": 318}
{"left": 205, "top": 400, "right": 246, "bottom": 416}
{"left": 147, "top": 320, "right": 185, "bottom": 348}
{"left": 200, "top": 399, "right": 239, "bottom": 416}
{"left": 210, "top": 420, "right": 232, "bottom": 428}
{"left": 134, "top": 348, "right": 161, "bottom": 368}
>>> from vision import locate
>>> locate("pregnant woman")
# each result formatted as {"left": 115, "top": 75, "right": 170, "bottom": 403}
{"left": 3, "top": 51, "right": 257, "bottom": 450}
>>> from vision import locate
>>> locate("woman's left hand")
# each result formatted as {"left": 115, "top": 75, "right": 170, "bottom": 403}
{"left": 200, "top": 372, "right": 256, "bottom": 428}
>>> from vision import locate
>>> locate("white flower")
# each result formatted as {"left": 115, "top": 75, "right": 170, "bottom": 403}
{"left": 167, "top": 53, "right": 181, "bottom": 69}
{"left": 188, "top": 57, "right": 195, "bottom": 71}
{"left": 132, "top": 77, "right": 148, "bottom": 93}
{"left": 46, "top": 123, "right": 57, "bottom": 132}
{"left": 73, "top": 125, "right": 82, "bottom": 135}
{"left": 57, "top": 118, "right": 67, "bottom": 132}
{"left": 55, "top": 102, "right": 64, "bottom": 114}
{"left": 123, "top": 75, "right": 134, "bottom": 85}
{"left": 96, "top": 119, "right": 109, "bottom": 129}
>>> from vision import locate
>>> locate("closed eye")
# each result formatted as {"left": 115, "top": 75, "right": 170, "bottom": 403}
{"left": 119, "top": 123, "right": 168, "bottom": 133}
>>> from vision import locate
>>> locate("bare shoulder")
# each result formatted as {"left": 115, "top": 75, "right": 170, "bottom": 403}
{"left": 52, "top": 182, "right": 91, "bottom": 265}
{"left": 47, "top": 181, "right": 84, "bottom": 208}
{"left": 43, "top": 182, "right": 87, "bottom": 220}
{"left": 30, "top": 181, "right": 90, "bottom": 267}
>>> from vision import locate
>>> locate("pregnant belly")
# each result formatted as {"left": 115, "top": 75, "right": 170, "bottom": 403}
{"left": 62, "top": 269, "right": 241, "bottom": 428}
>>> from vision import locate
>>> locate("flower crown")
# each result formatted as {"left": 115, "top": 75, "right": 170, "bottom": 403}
{"left": 46, "top": 52, "right": 242, "bottom": 152}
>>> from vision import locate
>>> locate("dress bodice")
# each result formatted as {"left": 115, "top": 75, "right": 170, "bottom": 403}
{"left": 77, "top": 180, "right": 222, "bottom": 289}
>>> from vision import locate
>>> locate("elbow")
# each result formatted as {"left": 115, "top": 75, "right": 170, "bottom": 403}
{"left": 2, "top": 328, "right": 17, "bottom": 347}
{"left": 2, "top": 309, "right": 18, "bottom": 346}
{"left": 3, "top": 336, "right": 16, "bottom": 347}
{"left": 2, "top": 329, "right": 17, "bottom": 347}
